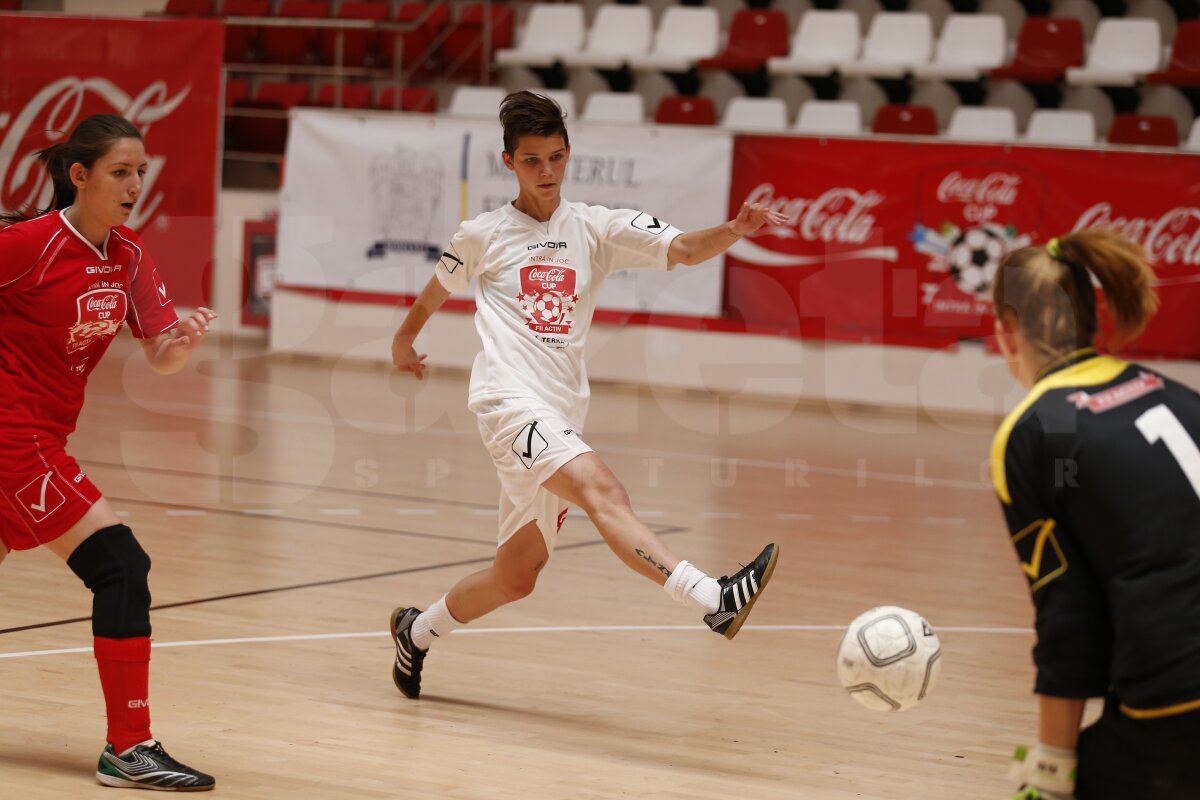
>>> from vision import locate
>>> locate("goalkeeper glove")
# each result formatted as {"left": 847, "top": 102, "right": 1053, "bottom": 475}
{"left": 1008, "top": 743, "right": 1076, "bottom": 800}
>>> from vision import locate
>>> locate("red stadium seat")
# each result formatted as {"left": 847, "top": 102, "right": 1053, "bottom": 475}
{"left": 375, "top": 86, "right": 438, "bottom": 113}
{"left": 222, "top": 0, "right": 272, "bottom": 63}
{"left": 311, "top": 83, "right": 373, "bottom": 109}
{"left": 319, "top": 1, "right": 389, "bottom": 68}
{"left": 872, "top": 104, "right": 939, "bottom": 135}
{"left": 224, "top": 78, "right": 250, "bottom": 106}
{"left": 231, "top": 80, "right": 310, "bottom": 154}
{"left": 386, "top": 2, "right": 453, "bottom": 75}
{"left": 1107, "top": 114, "right": 1179, "bottom": 147}
{"left": 441, "top": 2, "right": 515, "bottom": 81}
{"left": 1146, "top": 21, "right": 1200, "bottom": 87}
{"left": 654, "top": 96, "right": 717, "bottom": 126}
{"left": 990, "top": 18, "right": 1084, "bottom": 83}
{"left": 260, "top": 0, "right": 330, "bottom": 65}
{"left": 164, "top": 0, "right": 215, "bottom": 15}
{"left": 697, "top": 9, "right": 789, "bottom": 72}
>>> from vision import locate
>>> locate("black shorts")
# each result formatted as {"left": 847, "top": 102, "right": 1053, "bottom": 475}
{"left": 1076, "top": 695, "right": 1200, "bottom": 800}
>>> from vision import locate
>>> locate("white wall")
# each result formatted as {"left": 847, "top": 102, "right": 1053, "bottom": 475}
{"left": 60, "top": 0, "right": 165, "bottom": 15}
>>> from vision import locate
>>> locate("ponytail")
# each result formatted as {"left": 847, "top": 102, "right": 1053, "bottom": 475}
{"left": 0, "top": 114, "right": 144, "bottom": 225}
{"left": 992, "top": 228, "right": 1159, "bottom": 356}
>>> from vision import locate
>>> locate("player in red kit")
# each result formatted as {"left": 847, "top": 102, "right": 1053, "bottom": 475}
{"left": 0, "top": 114, "right": 215, "bottom": 791}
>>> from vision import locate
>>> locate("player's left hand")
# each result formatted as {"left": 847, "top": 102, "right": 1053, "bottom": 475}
{"left": 730, "top": 202, "right": 787, "bottom": 237}
{"left": 174, "top": 307, "right": 218, "bottom": 349}
{"left": 158, "top": 307, "right": 218, "bottom": 357}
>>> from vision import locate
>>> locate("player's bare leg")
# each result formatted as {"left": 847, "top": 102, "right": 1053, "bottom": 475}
{"left": 0, "top": 540, "right": 8, "bottom": 568}
{"left": 446, "top": 522, "right": 549, "bottom": 621}
{"left": 541, "top": 452, "right": 680, "bottom": 585}
{"left": 392, "top": 522, "right": 548, "bottom": 698}
{"left": 544, "top": 452, "right": 779, "bottom": 639}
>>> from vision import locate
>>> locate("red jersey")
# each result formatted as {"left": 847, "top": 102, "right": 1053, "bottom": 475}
{"left": 0, "top": 210, "right": 178, "bottom": 440}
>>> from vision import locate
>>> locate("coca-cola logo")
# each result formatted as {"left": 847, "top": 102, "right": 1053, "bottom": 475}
{"left": 745, "top": 183, "right": 883, "bottom": 244}
{"left": 85, "top": 295, "right": 120, "bottom": 312}
{"left": 936, "top": 171, "right": 1020, "bottom": 207}
{"left": 1074, "top": 203, "right": 1200, "bottom": 267}
{"left": 527, "top": 268, "right": 566, "bottom": 282}
{"left": 0, "top": 77, "right": 190, "bottom": 229}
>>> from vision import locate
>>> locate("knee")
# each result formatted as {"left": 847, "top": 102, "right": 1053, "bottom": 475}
{"left": 495, "top": 567, "right": 539, "bottom": 603}
{"left": 579, "top": 474, "right": 630, "bottom": 518}
{"left": 66, "top": 524, "right": 152, "bottom": 638}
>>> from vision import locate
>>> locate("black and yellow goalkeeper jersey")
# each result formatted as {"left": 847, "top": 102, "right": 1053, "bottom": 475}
{"left": 991, "top": 347, "right": 1200, "bottom": 719}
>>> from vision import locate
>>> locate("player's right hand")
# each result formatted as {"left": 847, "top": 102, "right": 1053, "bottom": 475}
{"left": 1007, "top": 744, "right": 1076, "bottom": 800}
{"left": 391, "top": 333, "right": 428, "bottom": 380}
{"left": 1011, "top": 785, "right": 1073, "bottom": 800}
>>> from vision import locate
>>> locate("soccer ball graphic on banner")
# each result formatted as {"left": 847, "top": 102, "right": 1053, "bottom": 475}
{"left": 836, "top": 606, "right": 942, "bottom": 712}
{"left": 947, "top": 226, "right": 1008, "bottom": 298}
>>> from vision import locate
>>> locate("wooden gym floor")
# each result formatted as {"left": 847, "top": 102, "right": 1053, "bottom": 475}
{"left": 0, "top": 335, "right": 1050, "bottom": 799}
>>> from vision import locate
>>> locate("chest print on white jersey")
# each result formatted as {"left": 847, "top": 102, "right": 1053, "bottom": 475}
{"left": 67, "top": 287, "right": 127, "bottom": 354}
{"left": 517, "top": 263, "right": 579, "bottom": 341}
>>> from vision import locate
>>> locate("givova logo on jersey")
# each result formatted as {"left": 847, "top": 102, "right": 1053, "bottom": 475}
{"left": 518, "top": 265, "right": 578, "bottom": 336}
{"left": 68, "top": 288, "right": 127, "bottom": 354}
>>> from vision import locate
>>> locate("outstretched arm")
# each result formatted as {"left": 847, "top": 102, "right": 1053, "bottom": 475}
{"left": 141, "top": 307, "right": 218, "bottom": 375}
{"left": 392, "top": 275, "right": 451, "bottom": 380}
{"left": 667, "top": 202, "right": 785, "bottom": 266}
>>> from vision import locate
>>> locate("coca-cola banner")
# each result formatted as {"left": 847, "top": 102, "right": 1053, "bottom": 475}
{"left": 279, "top": 109, "right": 732, "bottom": 316}
{"left": 726, "top": 137, "right": 1200, "bottom": 358}
{"left": 0, "top": 15, "right": 223, "bottom": 308}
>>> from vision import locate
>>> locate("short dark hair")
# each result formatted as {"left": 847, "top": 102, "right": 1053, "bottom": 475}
{"left": 1, "top": 113, "right": 144, "bottom": 224}
{"left": 499, "top": 91, "right": 569, "bottom": 154}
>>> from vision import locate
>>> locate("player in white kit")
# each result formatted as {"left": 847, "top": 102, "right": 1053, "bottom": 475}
{"left": 389, "top": 92, "right": 784, "bottom": 698}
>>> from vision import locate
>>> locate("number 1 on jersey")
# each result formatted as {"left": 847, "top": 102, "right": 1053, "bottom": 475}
{"left": 1136, "top": 404, "right": 1200, "bottom": 501}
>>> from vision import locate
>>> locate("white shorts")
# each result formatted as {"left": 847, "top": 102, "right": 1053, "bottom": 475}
{"left": 474, "top": 397, "right": 593, "bottom": 555}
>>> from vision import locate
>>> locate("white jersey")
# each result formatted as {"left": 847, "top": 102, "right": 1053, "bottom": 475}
{"left": 436, "top": 199, "right": 680, "bottom": 423}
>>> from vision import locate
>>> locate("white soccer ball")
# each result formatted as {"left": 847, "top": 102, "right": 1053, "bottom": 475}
{"left": 836, "top": 606, "right": 942, "bottom": 712}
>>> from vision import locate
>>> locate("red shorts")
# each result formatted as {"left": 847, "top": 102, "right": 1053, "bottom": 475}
{"left": 0, "top": 432, "right": 101, "bottom": 552}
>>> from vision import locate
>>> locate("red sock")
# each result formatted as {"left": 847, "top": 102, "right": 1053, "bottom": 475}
{"left": 94, "top": 636, "right": 152, "bottom": 753}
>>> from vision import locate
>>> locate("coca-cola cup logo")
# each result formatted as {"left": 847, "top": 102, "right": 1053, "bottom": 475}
{"left": 527, "top": 267, "right": 566, "bottom": 284}
{"left": 85, "top": 294, "right": 120, "bottom": 313}
{"left": 0, "top": 77, "right": 190, "bottom": 229}
{"left": 936, "top": 170, "right": 1021, "bottom": 224}
{"left": 1074, "top": 203, "right": 1200, "bottom": 267}
{"left": 744, "top": 183, "right": 884, "bottom": 245}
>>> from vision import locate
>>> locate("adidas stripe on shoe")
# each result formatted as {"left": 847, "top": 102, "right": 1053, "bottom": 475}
{"left": 390, "top": 606, "right": 427, "bottom": 699}
{"left": 704, "top": 543, "right": 780, "bottom": 640}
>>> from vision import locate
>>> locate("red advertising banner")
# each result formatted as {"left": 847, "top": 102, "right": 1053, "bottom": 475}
{"left": 0, "top": 15, "right": 223, "bottom": 308}
{"left": 726, "top": 137, "right": 1200, "bottom": 358}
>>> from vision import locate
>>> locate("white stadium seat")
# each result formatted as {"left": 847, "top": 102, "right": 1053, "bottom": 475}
{"left": 840, "top": 12, "right": 934, "bottom": 78}
{"left": 721, "top": 97, "right": 790, "bottom": 132}
{"left": 1067, "top": 19, "right": 1162, "bottom": 86}
{"left": 767, "top": 10, "right": 860, "bottom": 76}
{"left": 581, "top": 91, "right": 645, "bottom": 125}
{"left": 448, "top": 86, "right": 507, "bottom": 118}
{"left": 944, "top": 106, "right": 1018, "bottom": 142}
{"left": 563, "top": 5, "right": 654, "bottom": 70}
{"left": 795, "top": 99, "right": 863, "bottom": 135}
{"left": 915, "top": 14, "right": 1007, "bottom": 80}
{"left": 496, "top": 3, "right": 586, "bottom": 68}
{"left": 1024, "top": 109, "right": 1097, "bottom": 145}
{"left": 629, "top": 6, "right": 721, "bottom": 72}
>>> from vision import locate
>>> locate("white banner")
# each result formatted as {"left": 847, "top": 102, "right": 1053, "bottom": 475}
{"left": 277, "top": 109, "right": 733, "bottom": 315}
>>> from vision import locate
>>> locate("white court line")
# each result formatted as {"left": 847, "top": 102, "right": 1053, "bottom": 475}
{"left": 396, "top": 509, "right": 436, "bottom": 516}
{"left": 775, "top": 513, "right": 815, "bottom": 521}
{"left": 850, "top": 515, "right": 891, "bottom": 523}
{"left": 91, "top": 396, "right": 993, "bottom": 492}
{"left": 0, "top": 624, "right": 1032, "bottom": 660}
{"left": 165, "top": 509, "right": 206, "bottom": 517}
{"left": 243, "top": 509, "right": 284, "bottom": 516}
{"left": 320, "top": 508, "right": 361, "bottom": 516}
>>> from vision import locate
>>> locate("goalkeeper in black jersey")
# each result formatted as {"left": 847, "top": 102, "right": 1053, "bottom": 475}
{"left": 991, "top": 229, "right": 1200, "bottom": 800}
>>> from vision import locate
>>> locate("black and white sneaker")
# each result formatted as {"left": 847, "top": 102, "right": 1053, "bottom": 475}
{"left": 96, "top": 740, "right": 214, "bottom": 791}
{"left": 390, "top": 606, "right": 426, "bottom": 699}
{"left": 703, "top": 543, "right": 780, "bottom": 640}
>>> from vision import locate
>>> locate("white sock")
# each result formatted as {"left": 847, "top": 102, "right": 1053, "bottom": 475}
{"left": 663, "top": 560, "right": 722, "bottom": 614}
{"left": 411, "top": 595, "right": 464, "bottom": 650}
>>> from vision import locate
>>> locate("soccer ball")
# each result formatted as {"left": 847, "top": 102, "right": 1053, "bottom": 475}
{"left": 947, "top": 226, "right": 1007, "bottom": 299}
{"left": 835, "top": 606, "right": 942, "bottom": 712}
